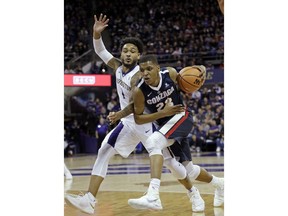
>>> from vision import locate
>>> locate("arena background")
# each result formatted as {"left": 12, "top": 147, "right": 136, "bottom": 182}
{"left": 2, "top": 1, "right": 288, "bottom": 216}
{"left": 64, "top": 0, "right": 224, "bottom": 156}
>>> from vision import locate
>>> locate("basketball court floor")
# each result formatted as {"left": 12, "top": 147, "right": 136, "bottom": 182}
{"left": 64, "top": 151, "right": 224, "bottom": 216}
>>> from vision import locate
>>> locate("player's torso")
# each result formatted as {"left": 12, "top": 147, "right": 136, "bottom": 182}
{"left": 138, "top": 68, "right": 183, "bottom": 125}
{"left": 115, "top": 65, "right": 139, "bottom": 110}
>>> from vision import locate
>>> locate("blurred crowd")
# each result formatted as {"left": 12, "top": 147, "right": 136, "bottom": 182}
{"left": 64, "top": 0, "right": 224, "bottom": 69}
{"left": 64, "top": 83, "right": 224, "bottom": 156}
{"left": 183, "top": 84, "right": 224, "bottom": 153}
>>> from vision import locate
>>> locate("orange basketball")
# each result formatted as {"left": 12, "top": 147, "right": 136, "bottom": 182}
{"left": 177, "top": 66, "right": 206, "bottom": 93}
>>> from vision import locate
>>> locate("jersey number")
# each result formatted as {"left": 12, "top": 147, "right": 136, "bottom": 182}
{"left": 156, "top": 98, "right": 173, "bottom": 111}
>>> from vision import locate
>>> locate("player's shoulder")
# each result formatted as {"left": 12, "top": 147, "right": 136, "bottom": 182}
{"left": 160, "top": 67, "right": 169, "bottom": 74}
{"left": 136, "top": 77, "right": 145, "bottom": 88}
{"left": 166, "top": 66, "right": 177, "bottom": 73}
{"left": 133, "top": 84, "right": 145, "bottom": 98}
{"left": 131, "top": 71, "right": 141, "bottom": 87}
{"left": 163, "top": 66, "right": 178, "bottom": 83}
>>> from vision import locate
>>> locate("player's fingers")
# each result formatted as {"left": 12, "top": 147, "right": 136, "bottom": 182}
{"left": 104, "top": 19, "right": 109, "bottom": 25}
{"left": 174, "top": 104, "right": 184, "bottom": 108}
{"left": 99, "top": 13, "right": 103, "bottom": 20}
{"left": 173, "top": 106, "right": 184, "bottom": 112}
{"left": 109, "top": 117, "right": 116, "bottom": 125}
{"left": 94, "top": 15, "right": 98, "bottom": 21}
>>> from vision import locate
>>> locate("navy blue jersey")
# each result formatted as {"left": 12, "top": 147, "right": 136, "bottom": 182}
{"left": 137, "top": 68, "right": 184, "bottom": 126}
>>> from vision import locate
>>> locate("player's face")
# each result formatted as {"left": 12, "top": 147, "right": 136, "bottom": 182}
{"left": 139, "top": 61, "right": 160, "bottom": 86}
{"left": 120, "top": 43, "right": 140, "bottom": 67}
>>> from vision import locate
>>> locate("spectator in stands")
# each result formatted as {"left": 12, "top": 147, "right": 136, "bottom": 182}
{"left": 99, "top": 106, "right": 108, "bottom": 120}
{"left": 200, "top": 97, "right": 210, "bottom": 110}
{"left": 69, "top": 119, "right": 81, "bottom": 153}
{"left": 93, "top": 98, "right": 103, "bottom": 115}
{"left": 79, "top": 97, "right": 98, "bottom": 137}
{"left": 106, "top": 99, "right": 118, "bottom": 112}
{"left": 86, "top": 97, "right": 97, "bottom": 111}
{"left": 191, "top": 90, "right": 202, "bottom": 100}
{"left": 64, "top": 63, "right": 75, "bottom": 74}
{"left": 99, "top": 62, "right": 108, "bottom": 74}
{"left": 196, "top": 107, "right": 206, "bottom": 124}
{"left": 90, "top": 60, "right": 99, "bottom": 74}
{"left": 200, "top": 88, "right": 211, "bottom": 100}
{"left": 204, "top": 104, "right": 215, "bottom": 121}
{"left": 75, "top": 64, "right": 84, "bottom": 74}
{"left": 110, "top": 88, "right": 118, "bottom": 100}
{"left": 206, "top": 119, "right": 221, "bottom": 151}
{"left": 215, "top": 118, "right": 224, "bottom": 152}
{"left": 86, "top": 109, "right": 99, "bottom": 137}
{"left": 213, "top": 105, "right": 224, "bottom": 125}
{"left": 95, "top": 117, "right": 109, "bottom": 153}
{"left": 188, "top": 124, "right": 207, "bottom": 152}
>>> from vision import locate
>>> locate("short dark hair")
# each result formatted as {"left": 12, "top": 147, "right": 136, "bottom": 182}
{"left": 139, "top": 54, "right": 159, "bottom": 65}
{"left": 120, "top": 37, "right": 144, "bottom": 54}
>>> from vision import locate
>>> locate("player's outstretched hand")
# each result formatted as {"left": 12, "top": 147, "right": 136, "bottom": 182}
{"left": 93, "top": 13, "right": 109, "bottom": 35}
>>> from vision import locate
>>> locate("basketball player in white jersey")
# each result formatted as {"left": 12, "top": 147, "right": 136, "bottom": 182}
{"left": 65, "top": 14, "right": 200, "bottom": 214}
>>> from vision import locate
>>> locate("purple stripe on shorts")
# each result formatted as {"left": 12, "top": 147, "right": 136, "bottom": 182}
{"left": 152, "top": 123, "right": 157, "bottom": 132}
{"left": 107, "top": 122, "right": 124, "bottom": 147}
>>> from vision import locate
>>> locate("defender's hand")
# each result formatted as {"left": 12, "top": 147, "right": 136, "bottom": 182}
{"left": 93, "top": 13, "right": 109, "bottom": 35}
{"left": 108, "top": 112, "right": 120, "bottom": 125}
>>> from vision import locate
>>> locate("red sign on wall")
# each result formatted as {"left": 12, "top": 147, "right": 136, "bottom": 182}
{"left": 64, "top": 74, "right": 111, "bottom": 86}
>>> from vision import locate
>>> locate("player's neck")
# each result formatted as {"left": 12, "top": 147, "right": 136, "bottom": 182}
{"left": 122, "top": 64, "right": 137, "bottom": 74}
{"left": 150, "top": 79, "right": 160, "bottom": 87}
{"left": 150, "top": 73, "right": 160, "bottom": 87}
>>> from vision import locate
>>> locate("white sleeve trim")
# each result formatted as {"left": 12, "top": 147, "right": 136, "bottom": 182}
{"left": 93, "top": 37, "right": 114, "bottom": 64}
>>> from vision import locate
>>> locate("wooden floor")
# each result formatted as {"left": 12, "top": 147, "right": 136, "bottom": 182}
{"left": 64, "top": 152, "right": 224, "bottom": 216}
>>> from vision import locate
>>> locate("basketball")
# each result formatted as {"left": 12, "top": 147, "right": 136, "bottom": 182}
{"left": 177, "top": 66, "right": 206, "bottom": 93}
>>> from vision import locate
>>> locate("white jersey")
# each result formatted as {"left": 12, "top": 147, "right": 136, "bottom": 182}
{"left": 115, "top": 65, "right": 139, "bottom": 122}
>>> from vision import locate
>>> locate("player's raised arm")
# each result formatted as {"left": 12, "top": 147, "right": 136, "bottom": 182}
{"left": 93, "top": 14, "right": 121, "bottom": 71}
{"left": 217, "top": 0, "right": 224, "bottom": 15}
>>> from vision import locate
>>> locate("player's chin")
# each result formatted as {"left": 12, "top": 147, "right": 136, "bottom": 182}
{"left": 123, "top": 61, "right": 134, "bottom": 68}
{"left": 144, "top": 78, "right": 151, "bottom": 85}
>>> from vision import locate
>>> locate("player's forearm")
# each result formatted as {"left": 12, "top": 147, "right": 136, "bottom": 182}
{"left": 93, "top": 31, "right": 101, "bottom": 40}
{"left": 118, "top": 103, "right": 134, "bottom": 119}
{"left": 93, "top": 37, "right": 120, "bottom": 70}
{"left": 134, "top": 111, "right": 166, "bottom": 125}
{"left": 93, "top": 37, "right": 113, "bottom": 64}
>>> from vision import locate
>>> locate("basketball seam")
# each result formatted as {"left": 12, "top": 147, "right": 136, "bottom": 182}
{"left": 179, "top": 74, "right": 201, "bottom": 88}
{"left": 178, "top": 76, "right": 198, "bottom": 93}
{"left": 177, "top": 76, "right": 189, "bottom": 93}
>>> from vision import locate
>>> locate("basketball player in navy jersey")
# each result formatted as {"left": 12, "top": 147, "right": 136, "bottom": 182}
{"left": 65, "top": 14, "right": 207, "bottom": 214}
{"left": 127, "top": 54, "right": 224, "bottom": 211}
